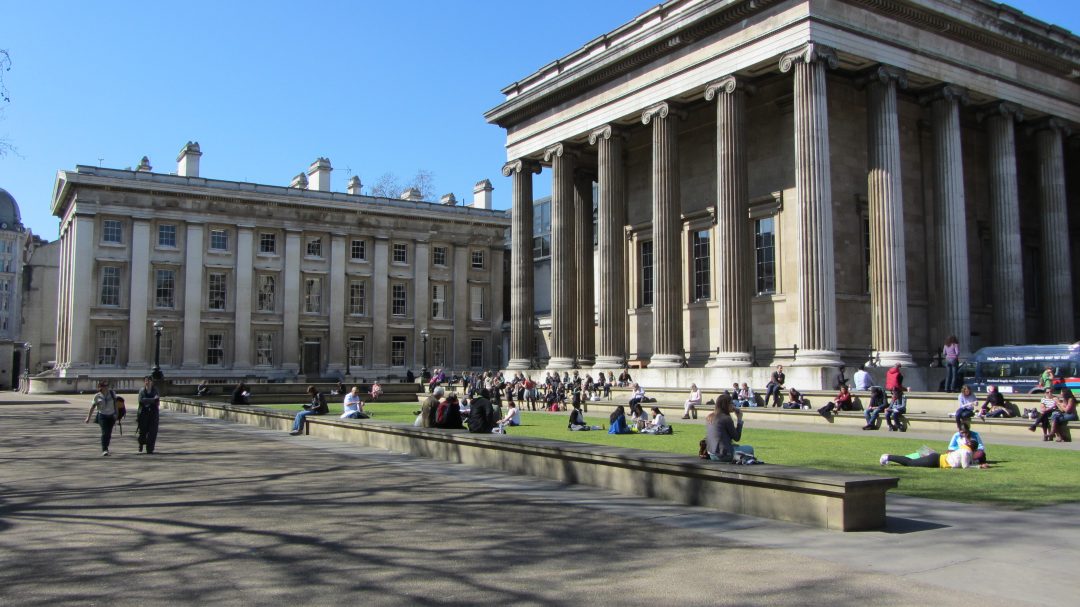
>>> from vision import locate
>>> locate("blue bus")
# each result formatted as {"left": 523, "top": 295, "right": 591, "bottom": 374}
{"left": 962, "top": 343, "right": 1080, "bottom": 394}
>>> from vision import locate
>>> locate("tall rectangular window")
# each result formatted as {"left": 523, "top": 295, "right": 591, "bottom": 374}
{"left": 209, "top": 229, "right": 229, "bottom": 251}
{"left": 208, "top": 272, "right": 227, "bottom": 310}
{"left": 97, "top": 329, "right": 120, "bottom": 366}
{"left": 307, "top": 237, "right": 323, "bottom": 258}
{"left": 392, "top": 283, "right": 407, "bottom": 316}
{"left": 533, "top": 202, "right": 551, "bottom": 259}
{"left": 392, "top": 243, "right": 408, "bottom": 263}
{"left": 349, "top": 281, "right": 366, "bottom": 316}
{"left": 257, "top": 275, "right": 276, "bottom": 312}
{"left": 206, "top": 333, "right": 225, "bottom": 366}
{"left": 640, "top": 240, "right": 654, "bottom": 307}
{"left": 155, "top": 269, "right": 175, "bottom": 308}
{"left": 259, "top": 233, "right": 277, "bottom": 254}
{"left": 102, "top": 219, "right": 123, "bottom": 244}
{"left": 304, "top": 278, "right": 322, "bottom": 313}
{"left": 470, "top": 286, "right": 485, "bottom": 321}
{"left": 390, "top": 336, "right": 406, "bottom": 366}
{"left": 255, "top": 332, "right": 274, "bottom": 366}
{"left": 432, "top": 246, "right": 447, "bottom": 266}
{"left": 100, "top": 266, "right": 121, "bottom": 306}
{"left": 471, "top": 249, "right": 485, "bottom": 269}
{"left": 754, "top": 218, "right": 776, "bottom": 295}
{"left": 157, "top": 224, "right": 176, "bottom": 248}
{"left": 158, "top": 328, "right": 174, "bottom": 365}
{"left": 693, "top": 230, "right": 711, "bottom": 301}
{"left": 431, "top": 284, "right": 447, "bottom": 319}
{"left": 432, "top": 336, "right": 447, "bottom": 367}
{"left": 350, "top": 239, "right": 366, "bottom": 261}
{"left": 470, "top": 338, "right": 484, "bottom": 368}
{"left": 348, "top": 336, "right": 366, "bottom": 368}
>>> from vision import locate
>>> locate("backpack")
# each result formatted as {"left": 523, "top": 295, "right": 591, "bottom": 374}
{"left": 113, "top": 391, "right": 126, "bottom": 420}
{"left": 435, "top": 401, "right": 450, "bottom": 426}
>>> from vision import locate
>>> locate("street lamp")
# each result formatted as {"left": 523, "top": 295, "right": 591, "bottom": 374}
{"left": 22, "top": 342, "right": 31, "bottom": 393}
{"left": 152, "top": 320, "right": 164, "bottom": 381}
{"left": 420, "top": 328, "right": 429, "bottom": 373}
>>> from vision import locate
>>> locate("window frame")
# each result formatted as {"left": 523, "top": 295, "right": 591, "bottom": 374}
{"left": 259, "top": 232, "right": 278, "bottom": 255}
{"left": 390, "top": 335, "right": 406, "bottom": 367}
{"left": 692, "top": 229, "right": 711, "bottom": 302}
{"left": 471, "top": 249, "right": 485, "bottom": 269}
{"left": 306, "top": 237, "right": 324, "bottom": 259}
{"left": 96, "top": 328, "right": 121, "bottom": 366}
{"left": 640, "top": 240, "right": 654, "bottom": 307}
{"left": 350, "top": 239, "right": 367, "bottom": 261}
{"left": 154, "top": 268, "right": 176, "bottom": 309}
{"left": 391, "top": 283, "right": 407, "bottom": 317}
{"left": 304, "top": 277, "right": 322, "bottom": 314}
{"left": 99, "top": 265, "right": 122, "bottom": 307}
{"left": 392, "top": 242, "right": 408, "bottom": 264}
{"left": 255, "top": 331, "right": 274, "bottom": 366}
{"left": 157, "top": 224, "right": 177, "bottom": 248}
{"left": 349, "top": 281, "right": 366, "bottom": 316}
{"left": 432, "top": 246, "right": 448, "bottom": 267}
{"left": 205, "top": 332, "right": 226, "bottom": 366}
{"left": 207, "top": 272, "right": 228, "bottom": 311}
{"left": 101, "top": 219, "right": 123, "bottom": 245}
{"left": 470, "top": 338, "right": 484, "bottom": 368}
{"left": 257, "top": 274, "right": 276, "bottom": 313}
{"left": 348, "top": 336, "right": 366, "bottom": 368}
{"left": 208, "top": 228, "right": 230, "bottom": 252}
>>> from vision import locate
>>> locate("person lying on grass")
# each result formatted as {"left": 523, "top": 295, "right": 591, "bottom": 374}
{"left": 879, "top": 429, "right": 989, "bottom": 469}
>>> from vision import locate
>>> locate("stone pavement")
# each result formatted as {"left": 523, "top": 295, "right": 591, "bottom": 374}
{"left": 0, "top": 394, "right": 1073, "bottom": 606}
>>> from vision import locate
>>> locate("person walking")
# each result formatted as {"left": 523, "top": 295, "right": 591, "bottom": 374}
{"left": 136, "top": 376, "right": 161, "bottom": 454}
{"left": 84, "top": 381, "right": 120, "bottom": 456}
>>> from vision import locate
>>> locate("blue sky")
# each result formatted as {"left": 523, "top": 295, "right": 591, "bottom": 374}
{"left": 1, "top": 0, "right": 1077, "bottom": 240}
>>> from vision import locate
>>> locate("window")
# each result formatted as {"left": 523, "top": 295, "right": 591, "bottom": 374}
{"left": 391, "top": 336, "right": 406, "bottom": 366}
{"left": 471, "top": 249, "right": 485, "bottom": 269}
{"left": 158, "top": 329, "right": 174, "bottom": 365}
{"left": 100, "top": 266, "right": 121, "bottom": 306}
{"left": 256, "top": 332, "right": 274, "bottom": 366}
{"left": 470, "top": 338, "right": 484, "bottom": 368}
{"left": 157, "top": 224, "right": 177, "bottom": 248}
{"left": 693, "top": 230, "right": 711, "bottom": 301}
{"left": 209, "top": 229, "right": 229, "bottom": 252}
{"left": 392, "top": 243, "right": 407, "bottom": 263}
{"left": 640, "top": 240, "right": 654, "bottom": 307}
{"left": 257, "top": 275, "right": 276, "bottom": 312}
{"left": 259, "top": 233, "right": 277, "bottom": 254}
{"left": 754, "top": 218, "right": 776, "bottom": 295}
{"left": 206, "top": 333, "right": 225, "bottom": 366}
{"left": 208, "top": 272, "right": 227, "bottom": 311}
{"left": 432, "top": 246, "right": 447, "bottom": 266}
{"left": 102, "top": 219, "right": 123, "bottom": 244}
{"left": 432, "top": 336, "right": 447, "bottom": 366}
{"left": 307, "top": 237, "right": 323, "bottom": 258}
{"left": 533, "top": 201, "right": 551, "bottom": 259}
{"left": 470, "top": 286, "right": 486, "bottom": 321}
{"left": 349, "top": 281, "right": 366, "bottom": 316}
{"left": 304, "top": 278, "right": 322, "bottom": 313}
{"left": 392, "top": 283, "right": 407, "bottom": 317}
{"left": 350, "top": 239, "right": 366, "bottom": 261}
{"left": 155, "top": 269, "right": 176, "bottom": 308}
{"left": 97, "top": 329, "right": 120, "bottom": 365}
{"left": 348, "top": 336, "right": 365, "bottom": 368}
{"left": 431, "top": 284, "right": 447, "bottom": 319}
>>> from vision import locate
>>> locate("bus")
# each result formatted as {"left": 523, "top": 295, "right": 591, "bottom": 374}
{"left": 962, "top": 343, "right": 1080, "bottom": 394}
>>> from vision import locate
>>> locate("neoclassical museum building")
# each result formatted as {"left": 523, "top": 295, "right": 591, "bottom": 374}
{"left": 48, "top": 144, "right": 510, "bottom": 381}
{"left": 487, "top": 0, "right": 1080, "bottom": 387}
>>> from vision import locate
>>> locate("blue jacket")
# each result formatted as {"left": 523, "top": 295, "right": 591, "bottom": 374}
{"left": 608, "top": 415, "right": 631, "bottom": 434}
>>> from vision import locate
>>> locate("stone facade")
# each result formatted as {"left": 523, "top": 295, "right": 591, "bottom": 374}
{"left": 488, "top": 0, "right": 1080, "bottom": 386}
{"left": 49, "top": 146, "right": 510, "bottom": 380}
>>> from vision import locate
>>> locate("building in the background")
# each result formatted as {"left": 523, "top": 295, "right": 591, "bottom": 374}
{"left": 48, "top": 143, "right": 509, "bottom": 382}
{"left": 489, "top": 0, "right": 1080, "bottom": 388}
{"left": 20, "top": 234, "right": 60, "bottom": 380}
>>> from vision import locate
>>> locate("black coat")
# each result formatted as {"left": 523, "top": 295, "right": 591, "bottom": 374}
{"left": 467, "top": 397, "right": 497, "bottom": 434}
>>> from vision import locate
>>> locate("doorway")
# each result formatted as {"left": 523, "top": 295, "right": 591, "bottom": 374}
{"left": 302, "top": 339, "right": 321, "bottom": 377}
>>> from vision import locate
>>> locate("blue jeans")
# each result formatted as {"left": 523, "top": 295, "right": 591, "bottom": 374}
{"left": 97, "top": 413, "right": 117, "bottom": 451}
{"left": 864, "top": 407, "right": 885, "bottom": 427}
{"left": 1051, "top": 411, "right": 1078, "bottom": 425}
{"left": 944, "top": 359, "right": 959, "bottom": 392}
{"left": 292, "top": 409, "right": 315, "bottom": 432}
{"left": 886, "top": 408, "right": 905, "bottom": 429}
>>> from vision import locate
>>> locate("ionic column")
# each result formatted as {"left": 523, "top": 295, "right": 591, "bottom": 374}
{"left": 504, "top": 159, "right": 540, "bottom": 369}
{"left": 1034, "top": 118, "right": 1074, "bottom": 340}
{"left": 780, "top": 44, "right": 841, "bottom": 365}
{"left": 545, "top": 143, "right": 577, "bottom": 369}
{"left": 574, "top": 168, "right": 596, "bottom": 367}
{"left": 127, "top": 219, "right": 151, "bottom": 367}
{"left": 866, "top": 66, "right": 913, "bottom": 366}
{"left": 642, "top": 102, "right": 684, "bottom": 368}
{"left": 181, "top": 223, "right": 204, "bottom": 369}
{"left": 233, "top": 226, "right": 254, "bottom": 369}
{"left": 705, "top": 76, "right": 752, "bottom": 366}
{"left": 982, "top": 102, "right": 1025, "bottom": 344}
{"left": 590, "top": 125, "right": 627, "bottom": 368}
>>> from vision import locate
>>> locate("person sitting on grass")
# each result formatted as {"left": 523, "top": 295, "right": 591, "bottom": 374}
{"left": 885, "top": 387, "right": 907, "bottom": 432}
{"left": 608, "top": 405, "right": 632, "bottom": 434}
{"left": 467, "top": 388, "right": 498, "bottom": 434}
{"left": 290, "top": 385, "right": 328, "bottom": 435}
{"left": 817, "top": 384, "right": 853, "bottom": 417}
{"left": 433, "top": 393, "right": 464, "bottom": 429}
{"left": 568, "top": 401, "right": 604, "bottom": 431}
{"left": 341, "top": 386, "right": 369, "bottom": 419}
{"left": 683, "top": 383, "right": 702, "bottom": 419}
{"left": 879, "top": 429, "right": 984, "bottom": 469}
{"left": 955, "top": 384, "right": 978, "bottom": 430}
{"left": 704, "top": 395, "right": 744, "bottom": 462}
{"left": 497, "top": 399, "right": 521, "bottom": 430}
{"left": 862, "top": 387, "right": 888, "bottom": 430}
{"left": 950, "top": 425, "right": 988, "bottom": 466}
{"left": 628, "top": 402, "right": 650, "bottom": 431}
{"left": 641, "top": 407, "right": 668, "bottom": 434}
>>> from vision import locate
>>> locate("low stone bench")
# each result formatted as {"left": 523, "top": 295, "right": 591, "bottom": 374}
{"left": 162, "top": 397, "right": 898, "bottom": 531}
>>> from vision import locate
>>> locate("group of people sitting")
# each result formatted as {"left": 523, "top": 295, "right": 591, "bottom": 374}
{"left": 606, "top": 403, "right": 669, "bottom": 434}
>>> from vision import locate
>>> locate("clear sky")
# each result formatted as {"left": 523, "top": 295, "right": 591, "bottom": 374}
{"left": 1, "top": 0, "right": 1077, "bottom": 240}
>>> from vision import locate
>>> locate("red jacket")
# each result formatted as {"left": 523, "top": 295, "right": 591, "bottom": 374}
{"left": 885, "top": 367, "right": 903, "bottom": 391}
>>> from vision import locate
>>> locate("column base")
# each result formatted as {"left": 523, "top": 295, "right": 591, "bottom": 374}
{"left": 648, "top": 354, "right": 683, "bottom": 368}
{"left": 576, "top": 356, "right": 595, "bottom": 368}
{"left": 791, "top": 349, "right": 842, "bottom": 366}
{"left": 593, "top": 356, "right": 626, "bottom": 369}
{"left": 547, "top": 357, "right": 575, "bottom": 370}
{"left": 875, "top": 351, "right": 914, "bottom": 367}
{"left": 506, "top": 358, "right": 533, "bottom": 370}
{"left": 706, "top": 352, "right": 753, "bottom": 367}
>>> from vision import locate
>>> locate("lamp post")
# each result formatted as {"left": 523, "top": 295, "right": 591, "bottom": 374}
{"left": 420, "top": 328, "right": 429, "bottom": 372}
{"left": 152, "top": 321, "right": 164, "bottom": 381}
{"left": 22, "top": 342, "right": 31, "bottom": 393}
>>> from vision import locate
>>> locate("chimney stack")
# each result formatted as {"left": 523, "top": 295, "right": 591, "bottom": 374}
{"left": 176, "top": 141, "right": 202, "bottom": 177}
{"left": 347, "top": 175, "right": 363, "bottom": 196}
{"left": 136, "top": 156, "right": 153, "bottom": 172}
{"left": 472, "top": 179, "right": 493, "bottom": 209}
{"left": 400, "top": 187, "right": 423, "bottom": 202}
{"left": 439, "top": 193, "right": 457, "bottom": 205}
{"left": 290, "top": 172, "right": 309, "bottom": 189}
{"left": 307, "top": 157, "right": 332, "bottom": 192}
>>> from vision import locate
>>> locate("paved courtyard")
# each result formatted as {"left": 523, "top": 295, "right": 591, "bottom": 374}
{"left": 1, "top": 394, "right": 1074, "bottom": 606}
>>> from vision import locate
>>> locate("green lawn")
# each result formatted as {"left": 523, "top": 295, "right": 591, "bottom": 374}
{"left": 267, "top": 401, "right": 1080, "bottom": 509}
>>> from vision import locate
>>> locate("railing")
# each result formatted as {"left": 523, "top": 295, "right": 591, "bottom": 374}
{"left": 750, "top": 345, "right": 799, "bottom": 366}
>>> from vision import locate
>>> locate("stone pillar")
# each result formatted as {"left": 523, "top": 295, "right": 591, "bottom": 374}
{"left": 642, "top": 101, "right": 684, "bottom": 368}
{"left": 282, "top": 230, "right": 302, "bottom": 373}
{"left": 503, "top": 159, "right": 540, "bottom": 369}
{"left": 926, "top": 85, "right": 971, "bottom": 356}
{"left": 545, "top": 143, "right": 577, "bottom": 369}
{"left": 127, "top": 219, "right": 151, "bottom": 367}
{"left": 780, "top": 44, "right": 841, "bottom": 366}
{"left": 982, "top": 102, "right": 1025, "bottom": 344}
{"left": 233, "top": 226, "right": 254, "bottom": 369}
{"left": 704, "top": 76, "right": 753, "bottom": 366}
{"left": 181, "top": 223, "right": 204, "bottom": 368}
{"left": 68, "top": 216, "right": 95, "bottom": 368}
{"left": 489, "top": 246, "right": 505, "bottom": 367}
{"left": 413, "top": 240, "right": 430, "bottom": 369}
{"left": 372, "top": 237, "right": 390, "bottom": 369}
{"left": 327, "top": 234, "right": 347, "bottom": 375}
{"left": 1034, "top": 118, "right": 1074, "bottom": 341}
{"left": 589, "top": 125, "right": 628, "bottom": 368}
{"left": 574, "top": 168, "right": 596, "bottom": 367}
{"left": 865, "top": 66, "right": 913, "bottom": 366}
{"left": 453, "top": 245, "right": 470, "bottom": 368}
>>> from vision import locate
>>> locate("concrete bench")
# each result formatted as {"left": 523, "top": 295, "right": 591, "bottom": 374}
{"left": 161, "top": 397, "right": 898, "bottom": 531}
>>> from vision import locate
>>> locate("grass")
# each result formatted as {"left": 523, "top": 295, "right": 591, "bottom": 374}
{"left": 265, "top": 401, "right": 1080, "bottom": 509}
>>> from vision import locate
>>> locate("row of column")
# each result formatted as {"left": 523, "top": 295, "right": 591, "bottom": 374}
{"left": 505, "top": 42, "right": 1074, "bottom": 369}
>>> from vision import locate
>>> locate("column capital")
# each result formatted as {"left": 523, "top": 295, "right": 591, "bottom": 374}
{"left": 977, "top": 101, "right": 1024, "bottom": 124}
{"left": 641, "top": 101, "right": 685, "bottom": 125}
{"left": 704, "top": 75, "right": 755, "bottom": 100}
{"left": 588, "top": 124, "right": 627, "bottom": 145}
{"left": 501, "top": 158, "right": 541, "bottom": 177}
{"left": 919, "top": 84, "right": 969, "bottom": 106}
{"left": 1027, "top": 116, "right": 1071, "bottom": 137}
{"left": 778, "top": 43, "right": 837, "bottom": 73}
{"left": 543, "top": 142, "right": 581, "bottom": 163}
{"left": 858, "top": 65, "right": 908, "bottom": 89}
